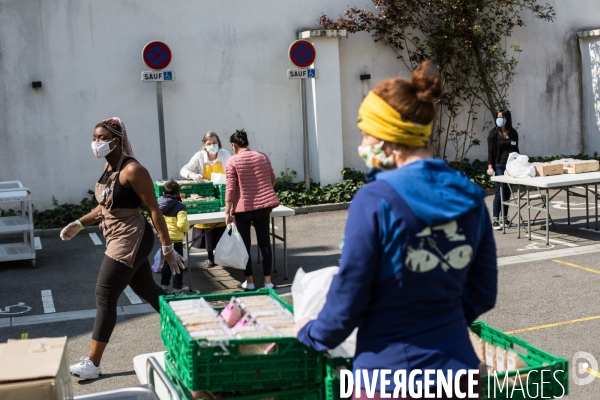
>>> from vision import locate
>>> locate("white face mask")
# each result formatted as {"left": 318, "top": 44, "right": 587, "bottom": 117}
{"left": 496, "top": 118, "right": 506, "bottom": 128}
{"left": 357, "top": 141, "right": 396, "bottom": 170}
{"left": 206, "top": 144, "right": 219, "bottom": 155}
{"left": 91, "top": 139, "right": 116, "bottom": 158}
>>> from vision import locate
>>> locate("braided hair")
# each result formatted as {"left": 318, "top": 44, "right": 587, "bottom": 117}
{"left": 95, "top": 117, "right": 135, "bottom": 157}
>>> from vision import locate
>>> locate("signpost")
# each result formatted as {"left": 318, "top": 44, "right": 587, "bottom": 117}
{"left": 288, "top": 40, "right": 317, "bottom": 192}
{"left": 142, "top": 41, "right": 173, "bottom": 180}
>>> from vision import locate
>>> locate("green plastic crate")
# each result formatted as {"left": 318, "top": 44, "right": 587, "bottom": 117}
{"left": 184, "top": 199, "right": 221, "bottom": 214}
{"left": 213, "top": 184, "right": 226, "bottom": 207}
{"left": 155, "top": 180, "right": 215, "bottom": 198}
{"left": 323, "top": 356, "right": 352, "bottom": 400}
{"left": 471, "top": 322, "right": 568, "bottom": 399}
{"left": 165, "top": 352, "right": 324, "bottom": 400}
{"left": 160, "top": 289, "right": 324, "bottom": 393}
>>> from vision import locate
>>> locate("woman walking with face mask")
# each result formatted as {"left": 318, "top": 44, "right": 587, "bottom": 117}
{"left": 487, "top": 110, "right": 520, "bottom": 230}
{"left": 296, "top": 62, "right": 497, "bottom": 398}
{"left": 60, "top": 118, "right": 184, "bottom": 380}
{"left": 180, "top": 131, "right": 231, "bottom": 267}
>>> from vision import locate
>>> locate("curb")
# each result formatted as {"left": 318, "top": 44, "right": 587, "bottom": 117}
{"left": 293, "top": 202, "right": 351, "bottom": 215}
{"left": 0, "top": 225, "right": 101, "bottom": 239}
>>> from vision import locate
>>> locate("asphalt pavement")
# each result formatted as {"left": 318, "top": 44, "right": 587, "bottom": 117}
{"left": 1, "top": 187, "right": 600, "bottom": 397}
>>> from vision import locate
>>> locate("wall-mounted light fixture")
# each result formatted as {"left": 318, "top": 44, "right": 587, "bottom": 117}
{"left": 32, "top": 81, "right": 42, "bottom": 88}
{"left": 360, "top": 74, "right": 371, "bottom": 81}
{"left": 360, "top": 74, "right": 371, "bottom": 99}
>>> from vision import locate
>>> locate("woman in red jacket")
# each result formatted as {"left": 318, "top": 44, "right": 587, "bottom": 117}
{"left": 225, "top": 129, "right": 280, "bottom": 290}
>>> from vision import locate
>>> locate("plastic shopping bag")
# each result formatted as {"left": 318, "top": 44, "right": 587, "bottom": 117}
{"left": 214, "top": 223, "right": 249, "bottom": 270}
{"left": 292, "top": 267, "right": 357, "bottom": 358}
{"left": 211, "top": 172, "right": 227, "bottom": 184}
{"left": 151, "top": 249, "right": 162, "bottom": 272}
{"left": 505, "top": 152, "right": 535, "bottom": 178}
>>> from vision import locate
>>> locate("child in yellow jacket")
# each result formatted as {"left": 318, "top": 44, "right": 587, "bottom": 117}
{"left": 158, "top": 180, "right": 190, "bottom": 294}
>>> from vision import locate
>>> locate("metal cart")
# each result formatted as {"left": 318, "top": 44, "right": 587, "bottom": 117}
{"left": 0, "top": 181, "right": 35, "bottom": 267}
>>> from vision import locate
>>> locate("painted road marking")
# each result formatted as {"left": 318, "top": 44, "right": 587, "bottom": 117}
{"left": 41, "top": 290, "right": 56, "bottom": 313}
{"left": 586, "top": 368, "right": 600, "bottom": 379}
{"left": 34, "top": 237, "right": 42, "bottom": 250}
{"left": 89, "top": 233, "right": 102, "bottom": 245}
{"left": 529, "top": 234, "right": 578, "bottom": 247}
{"left": 498, "top": 243, "right": 600, "bottom": 266}
{"left": 505, "top": 315, "right": 600, "bottom": 335}
{"left": 579, "top": 228, "right": 600, "bottom": 233}
{"left": 0, "top": 304, "right": 154, "bottom": 327}
{"left": 124, "top": 286, "right": 142, "bottom": 304}
{"left": 553, "top": 259, "right": 600, "bottom": 275}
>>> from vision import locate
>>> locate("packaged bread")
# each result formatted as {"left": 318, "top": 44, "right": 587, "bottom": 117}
{"left": 181, "top": 315, "right": 222, "bottom": 326}
{"left": 234, "top": 329, "right": 280, "bottom": 339}
{"left": 234, "top": 314, "right": 258, "bottom": 328}
{"left": 496, "top": 347, "right": 507, "bottom": 372}
{"left": 239, "top": 296, "right": 278, "bottom": 307}
{"left": 170, "top": 298, "right": 215, "bottom": 312}
{"left": 484, "top": 342, "right": 496, "bottom": 370}
{"left": 220, "top": 298, "right": 244, "bottom": 327}
{"left": 238, "top": 342, "right": 278, "bottom": 355}
{"left": 507, "top": 349, "right": 528, "bottom": 371}
{"left": 272, "top": 327, "right": 295, "bottom": 337}
{"left": 469, "top": 331, "right": 485, "bottom": 363}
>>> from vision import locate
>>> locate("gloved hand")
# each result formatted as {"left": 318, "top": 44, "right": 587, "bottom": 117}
{"left": 161, "top": 244, "right": 186, "bottom": 275}
{"left": 487, "top": 168, "right": 495, "bottom": 176}
{"left": 294, "top": 317, "right": 313, "bottom": 338}
{"left": 189, "top": 173, "right": 203, "bottom": 182}
{"left": 60, "top": 221, "right": 83, "bottom": 241}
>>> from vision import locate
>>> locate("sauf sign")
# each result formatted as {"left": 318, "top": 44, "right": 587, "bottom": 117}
{"left": 141, "top": 71, "right": 175, "bottom": 82}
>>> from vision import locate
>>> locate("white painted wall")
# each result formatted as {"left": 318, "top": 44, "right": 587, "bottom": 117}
{"left": 0, "top": 0, "right": 599, "bottom": 209}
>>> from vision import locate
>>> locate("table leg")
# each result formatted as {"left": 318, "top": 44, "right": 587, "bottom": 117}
{"left": 500, "top": 185, "right": 506, "bottom": 234}
{"left": 596, "top": 183, "right": 598, "bottom": 231}
{"left": 567, "top": 189, "right": 570, "bottom": 225}
{"left": 525, "top": 186, "right": 531, "bottom": 240}
{"left": 517, "top": 186, "right": 521, "bottom": 238}
{"left": 271, "top": 217, "right": 277, "bottom": 274}
{"left": 545, "top": 188, "right": 550, "bottom": 246}
{"left": 283, "top": 217, "right": 288, "bottom": 280}
{"left": 586, "top": 184, "right": 590, "bottom": 229}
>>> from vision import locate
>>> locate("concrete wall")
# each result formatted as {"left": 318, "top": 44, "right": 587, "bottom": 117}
{"left": 0, "top": 0, "right": 599, "bottom": 209}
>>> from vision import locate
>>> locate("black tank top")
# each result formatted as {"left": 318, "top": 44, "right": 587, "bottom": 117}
{"left": 98, "top": 157, "right": 142, "bottom": 209}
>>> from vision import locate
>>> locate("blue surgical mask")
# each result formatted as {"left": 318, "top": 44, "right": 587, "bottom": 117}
{"left": 496, "top": 118, "right": 505, "bottom": 128}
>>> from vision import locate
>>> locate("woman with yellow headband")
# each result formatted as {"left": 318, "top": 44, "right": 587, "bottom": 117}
{"left": 297, "top": 62, "right": 498, "bottom": 399}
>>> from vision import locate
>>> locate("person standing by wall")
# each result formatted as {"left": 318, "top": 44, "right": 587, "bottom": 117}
{"left": 60, "top": 118, "right": 184, "bottom": 380}
{"left": 224, "top": 129, "right": 280, "bottom": 291}
{"left": 180, "top": 131, "right": 230, "bottom": 267}
{"left": 487, "top": 110, "right": 520, "bottom": 230}
{"left": 296, "top": 62, "right": 497, "bottom": 398}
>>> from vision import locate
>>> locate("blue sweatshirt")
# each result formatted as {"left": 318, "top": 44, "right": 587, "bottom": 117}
{"left": 297, "top": 159, "right": 497, "bottom": 392}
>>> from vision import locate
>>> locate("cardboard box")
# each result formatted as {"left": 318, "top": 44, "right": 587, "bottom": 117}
{"left": 532, "top": 162, "right": 564, "bottom": 177}
{"left": 0, "top": 337, "right": 73, "bottom": 400}
{"left": 563, "top": 160, "right": 600, "bottom": 174}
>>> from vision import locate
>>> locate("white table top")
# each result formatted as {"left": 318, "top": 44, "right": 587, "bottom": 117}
{"left": 134, "top": 351, "right": 170, "bottom": 400}
{"left": 491, "top": 171, "right": 600, "bottom": 188}
{"left": 187, "top": 205, "right": 295, "bottom": 224}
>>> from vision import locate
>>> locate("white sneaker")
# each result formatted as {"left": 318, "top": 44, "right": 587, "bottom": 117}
{"left": 264, "top": 283, "right": 274, "bottom": 289}
{"left": 70, "top": 357, "right": 102, "bottom": 379}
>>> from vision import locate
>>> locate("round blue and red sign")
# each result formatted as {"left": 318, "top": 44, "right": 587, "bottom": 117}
{"left": 142, "top": 41, "right": 172, "bottom": 70}
{"left": 289, "top": 40, "right": 316, "bottom": 68}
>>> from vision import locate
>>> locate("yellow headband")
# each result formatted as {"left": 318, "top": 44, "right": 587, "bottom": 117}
{"left": 357, "top": 91, "right": 433, "bottom": 147}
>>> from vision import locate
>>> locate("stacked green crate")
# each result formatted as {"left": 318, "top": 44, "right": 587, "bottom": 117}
{"left": 213, "top": 184, "right": 226, "bottom": 207}
{"left": 323, "top": 356, "right": 352, "bottom": 400}
{"left": 154, "top": 180, "right": 214, "bottom": 198}
{"left": 183, "top": 198, "right": 221, "bottom": 214}
{"left": 160, "top": 289, "right": 324, "bottom": 395}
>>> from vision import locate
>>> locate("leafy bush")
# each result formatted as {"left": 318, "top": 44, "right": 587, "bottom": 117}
{"left": 0, "top": 190, "right": 98, "bottom": 230}
{"left": 274, "top": 168, "right": 365, "bottom": 207}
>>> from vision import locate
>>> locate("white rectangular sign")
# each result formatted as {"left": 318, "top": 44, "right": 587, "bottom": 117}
{"left": 141, "top": 71, "right": 175, "bottom": 82}
{"left": 287, "top": 68, "right": 318, "bottom": 79}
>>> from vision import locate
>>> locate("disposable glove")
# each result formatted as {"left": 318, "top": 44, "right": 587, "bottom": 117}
{"left": 161, "top": 244, "right": 186, "bottom": 275}
{"left": 487, "top": 168, "right": 495, "bottom": 176}
{"left": 294, "top": 317, "right": 312, "bottom": 338}
{"left": 189, "top": 173, "right": 203, "bottom": 182}
{"left": 60, "top": 221, "right": 83, "bottom": 241}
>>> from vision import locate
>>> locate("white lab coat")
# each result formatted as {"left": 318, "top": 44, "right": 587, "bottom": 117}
{"left": 180, "top": 148, "right": 231, "bottom": 179}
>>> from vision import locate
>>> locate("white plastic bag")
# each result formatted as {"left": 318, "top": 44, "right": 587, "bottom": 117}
{"left": 505, "top": 152, "right": 535, "bottom": 178}
{"left": 151, "top": 249, "right": 162, "bottom": 272}
{"left": 214, "top": 223, "right": 249, "bottom": 270}
{"left": 211, "top": 172, "right": 227, "bottom": 184}
{"left": 292, "top": 267, "right": 357, "bottom": 358}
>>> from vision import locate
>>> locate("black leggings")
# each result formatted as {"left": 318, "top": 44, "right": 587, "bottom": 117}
{"left": 92, "top": 221, "right": 166, "bottom": 343}
{"left": 234, "top": 208, "right": 272, "bottom": 277}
